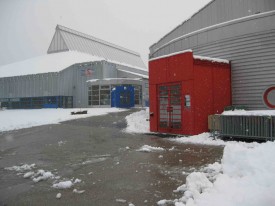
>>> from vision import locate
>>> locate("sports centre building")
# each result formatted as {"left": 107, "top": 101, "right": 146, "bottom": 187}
{"left": 0, "top": 25, "right": 148, "bottom": 109}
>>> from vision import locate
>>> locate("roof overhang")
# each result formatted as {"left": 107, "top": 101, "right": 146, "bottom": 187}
{"left": 87, "top": 78, "right": 143, "bottom": 85}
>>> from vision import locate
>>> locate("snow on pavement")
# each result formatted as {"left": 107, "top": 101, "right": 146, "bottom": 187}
{"left": 125, "top": 109, "right": 275, "bottom": 206}
{"left": 4, "top": 163, "right": 36, "bottom": 172}
{"left": 170, "top": 133, "right": 226, "bottom": 146}
{"left": 136, "top": 145, "right": 165, "bottom": 152}
{"left": 52, "top": 180, "right": 74, "bottom": 189}
{"left": 5, "top": 164, "right": 58, "bottom": 183}
{"left": 5, "top": 162, "right": 86, "bottom": 197}
{"left": 0, "top": 108, "right": 126, "bottom": 132}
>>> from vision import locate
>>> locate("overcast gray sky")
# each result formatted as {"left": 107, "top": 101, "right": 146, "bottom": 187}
{"left": 0, "top": 0, "right": 211, "bottom": 66}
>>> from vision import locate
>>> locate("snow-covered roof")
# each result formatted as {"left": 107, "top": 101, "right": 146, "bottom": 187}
{"left": 47, "top": 25, "right": 147, "bottom": 70}
{"left": 194, "top": 55, "right": 229, "bottom": 64}
{"left": 149, "top": 50, "right": 229, "bottom": 64}
{"left": 0, "top": 51, "right": 104, "bottom": 78}
{"left": 87, "top": 78, "right": 142, "bottom": 83}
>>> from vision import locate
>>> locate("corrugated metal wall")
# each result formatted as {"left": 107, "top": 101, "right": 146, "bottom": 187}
{"left": 0, "top": 62, "right": 104, "bottom": 108}
{"left": 47, "top": 25, "right": 147, "bottom": 69}
{"left": 0, "top": 73, "right": 59, "bottom": 98}
{"left": 150, "top": 0, "right": 275, "bottom": 54}
{"left": 149, "top": 0, "right": 275, "bottom": 110}
{"left": 60, "top": 62, "right": 104, "bottom": 108}
{"left": 48, "top": 30, "right": 69, "bottom": 54}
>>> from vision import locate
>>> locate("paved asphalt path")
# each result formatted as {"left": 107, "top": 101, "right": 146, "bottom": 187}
{"left": 0, "top": 109, "right": 223, "bottom": 206}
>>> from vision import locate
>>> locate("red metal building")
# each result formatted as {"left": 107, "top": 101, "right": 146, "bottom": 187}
{"left": 149, "top": 50, "right": 231, "bottom": 135}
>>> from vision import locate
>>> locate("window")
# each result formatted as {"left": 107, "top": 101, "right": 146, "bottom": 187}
{"left": 88, "top": 85, "right": 111, "bottom": 106}
{"left": 134, "top": 85, "right": 142, "bottom": 105}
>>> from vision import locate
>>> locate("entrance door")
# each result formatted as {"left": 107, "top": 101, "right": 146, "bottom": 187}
{"left": 158, "top": 83, "right": 182, "bottom": 132}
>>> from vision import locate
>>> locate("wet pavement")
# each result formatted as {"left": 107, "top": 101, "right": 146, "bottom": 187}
{"left": 0, "top": 109, "right": 224, "bottom": 206}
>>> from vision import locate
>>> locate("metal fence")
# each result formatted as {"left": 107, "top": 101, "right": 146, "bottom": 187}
{"left": 209, "top": 115, "right": 275, "bottom": 141}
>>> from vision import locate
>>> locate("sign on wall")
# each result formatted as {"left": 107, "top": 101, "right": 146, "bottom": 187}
{"left": 81, "top": 68, "right": 94, "bottom": 77}
{"left": 263, "top": 86, "right": 275, "bottom": 109}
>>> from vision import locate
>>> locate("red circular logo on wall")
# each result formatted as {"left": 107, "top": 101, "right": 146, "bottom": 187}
{"left": 263, "top": 86, "right": 275, "bottom": 108}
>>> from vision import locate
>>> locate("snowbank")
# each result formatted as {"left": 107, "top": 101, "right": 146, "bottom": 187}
{"left": 170, "top": 133, "right": 227, "bottom": 146}
{"left": 160, "top": 142, "right": 275, "bottom": 206}
{"left": 124, "top": 108, "right": 150, "bottom": 133}
{"left": 222, "top": 110, "right": 275, "bottom": 116}
{"left": 0, "top": 108, "right": 126, "bottom": 132}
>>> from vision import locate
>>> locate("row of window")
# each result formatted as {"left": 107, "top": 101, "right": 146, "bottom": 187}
{"left": 0, "top": 96, "right": 73, "bottom": 109}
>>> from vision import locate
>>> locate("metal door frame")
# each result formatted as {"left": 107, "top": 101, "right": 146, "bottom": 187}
{"left": 158, "top": 82, "right": 182, "bottom": 132}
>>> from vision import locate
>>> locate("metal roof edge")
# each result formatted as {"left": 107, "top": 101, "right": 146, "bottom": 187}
{"left": 149, "top": 50, "right": 193, "bottom": 61}
{"left": 56, "top": 24, "right": 141, "bottom": 57}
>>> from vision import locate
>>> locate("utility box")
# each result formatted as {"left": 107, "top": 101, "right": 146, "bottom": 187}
{"left": 149, "top": 50, "right": 231, "bottom": 135}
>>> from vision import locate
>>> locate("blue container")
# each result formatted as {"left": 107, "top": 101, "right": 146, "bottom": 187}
{"left": 111, "top": 86, "right": 134, "bottom": 108}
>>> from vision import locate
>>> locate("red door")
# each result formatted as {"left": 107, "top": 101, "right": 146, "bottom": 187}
{"left": 158, "top": 83, "right": 182, "bottom": 133}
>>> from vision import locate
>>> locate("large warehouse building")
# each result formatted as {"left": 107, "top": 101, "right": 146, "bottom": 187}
{"left": 0, "top": 25, "right": 148, "bottom": 109}
{"left": 149, "top": 0, "right": 275, "bottom": 110}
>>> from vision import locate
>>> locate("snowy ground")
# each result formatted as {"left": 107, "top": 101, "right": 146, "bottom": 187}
{"left": 124, "top": 108, "right": 150, "bottom": 133}
{"left": 125, "top": 109, "right": 275, "bottom": 206}
{"left": 0, "top": 108, "right": 126, "bottom": 132}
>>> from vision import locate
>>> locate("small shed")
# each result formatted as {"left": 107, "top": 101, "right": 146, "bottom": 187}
{"left": 149, "top": 50, "right": 231, "bottom": 135}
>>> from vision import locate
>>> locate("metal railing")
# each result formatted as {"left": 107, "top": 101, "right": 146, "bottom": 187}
{"left": 209, "top": 115, "right": 275, "bottom": 141}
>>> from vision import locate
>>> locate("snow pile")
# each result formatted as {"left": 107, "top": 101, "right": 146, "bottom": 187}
{"left": 162, "top": 141, "right": 275, "bottom": 206}
{"left": 222, "top": 110, "right": 275, "bottom": 116}
{"left": 32, "top": 170, "right": 55, "bottom": 183}
{"left": 194, "top": 55, "right": 229, "bottom": 64}
{"left": 124, "top": 108, "right": 149, "bottom": 133}
{"left": 170, "top": 133, "right": 226, "bottom": 146}
{"left": 56, "top": 193, "right": 62, "bottom": 199}
{"left": 136, "top": 145, "right": 165, "bottom": 152}
{"left": 52, "top": 177, "right": 83, "bottom": 189}
{"left": 0, "top": 108, "right": 126, "bottom": 132}
{"left": 53, "top": 180, "right": 74, "bottom": 189}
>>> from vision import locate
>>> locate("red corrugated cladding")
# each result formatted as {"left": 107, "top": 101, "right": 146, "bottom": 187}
{"left": 149, "top": 51, "right": 231, "bottom": 135}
